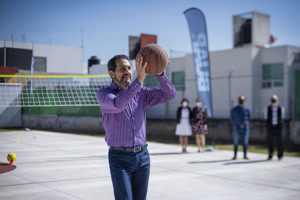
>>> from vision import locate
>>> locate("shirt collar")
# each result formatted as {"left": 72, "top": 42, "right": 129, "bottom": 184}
{"left": 109, "top": 81, "right": 119, "bottom": 90}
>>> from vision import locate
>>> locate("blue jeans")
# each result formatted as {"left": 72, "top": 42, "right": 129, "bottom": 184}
{"left": 233, "top": 126, "right": 249, "bottom": 156}
{"left": 108, "top": 146, "right": 150, "bottom": 200}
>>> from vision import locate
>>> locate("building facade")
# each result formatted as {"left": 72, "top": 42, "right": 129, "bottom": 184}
{"left": 165, "top": 45, "right": 300, "bottom": 120}
{"left": 0, "top": 40, "right": 84, "bottom": 74}
{"left": 89, "top": 44, "right": 300, "bottom": 120}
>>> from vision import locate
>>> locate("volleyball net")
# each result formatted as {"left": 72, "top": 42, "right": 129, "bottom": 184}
{"left": 0, "top": 74, "right": 111, "bottom": 107}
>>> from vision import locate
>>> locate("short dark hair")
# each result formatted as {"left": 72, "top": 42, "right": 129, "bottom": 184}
{"left": 238, "top": 96, "right": 245, "bottom": 101}
{"left": 181, "top": 98, "right": 189, "bottom": 104}
{"left": 107, "top": 55, "right": 130, "bottom": 72}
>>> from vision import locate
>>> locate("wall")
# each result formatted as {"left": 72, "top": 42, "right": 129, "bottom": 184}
{"left": 144, "top": 119, "right": 297, "bottom": 145}
{"left": 251, "top": 46, "right": 262, "bottom": 118}
{"left": 22, "top": 115, "right": 104, "bottom": 134}
{"left": 287, "top": 46, "right": 300, "bottom": 120}
{"left": 21, "top": 114, "right": 299, "bottom": 146}
{"left": 252, "top": 12, "right": 270, "bottom": 47}
{"left": 260, "top": 46, "right": 289, "bottom": 119}
{"left": 166, "top": 54, "right": 197, "bottom": 118}
{"left": 0, "top": 40, "right": 84, "bottom": 74}
{"left": 210, "top": 46, "right": 253, "bottom": 118}
{"left": 165, "top": 45, "right": 300, "bottom": 120}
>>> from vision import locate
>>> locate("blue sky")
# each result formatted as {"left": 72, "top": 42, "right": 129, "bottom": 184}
{"left": 1, "top": 0, "right": 300, "bottom": 67}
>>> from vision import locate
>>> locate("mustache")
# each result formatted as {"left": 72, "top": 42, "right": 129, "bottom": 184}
{"left": 122, "top": 74, "right": 131, "bottom": 79}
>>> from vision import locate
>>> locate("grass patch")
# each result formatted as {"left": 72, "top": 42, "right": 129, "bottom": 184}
{"left": 0, "top": 129, "right": 24, "bottom": 132}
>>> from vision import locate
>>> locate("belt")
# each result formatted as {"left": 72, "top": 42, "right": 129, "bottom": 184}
{"left": 110, "top": 144, "right": 148, "bottom": 153}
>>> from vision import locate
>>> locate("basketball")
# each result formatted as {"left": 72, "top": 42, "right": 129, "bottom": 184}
{"left": 138, "top": 44, "right": 169, "bottom": 75}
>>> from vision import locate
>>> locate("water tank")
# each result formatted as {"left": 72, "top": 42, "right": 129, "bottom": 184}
{"left": 88, "top": 56, "right": 100, "bottom": 67}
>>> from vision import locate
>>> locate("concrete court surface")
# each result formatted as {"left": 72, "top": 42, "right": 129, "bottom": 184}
{"left": 0, "top": 130, "right": 300, "bottom": 200}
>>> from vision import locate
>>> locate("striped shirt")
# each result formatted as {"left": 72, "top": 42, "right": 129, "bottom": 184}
{"left": 97, "top": 73, "right": 176, "bottom": 147}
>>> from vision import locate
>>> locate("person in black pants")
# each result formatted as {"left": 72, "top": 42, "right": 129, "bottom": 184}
{"left": 264, "top": 95, "right": 285, "bottom": 160}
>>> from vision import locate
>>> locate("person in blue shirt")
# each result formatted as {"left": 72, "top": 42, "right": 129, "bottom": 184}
{"left": 230, "top": 96, "right": 251, "bottom": 160}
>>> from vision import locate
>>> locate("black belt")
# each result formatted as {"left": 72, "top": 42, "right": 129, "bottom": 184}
{"left": 110, "top": 144, "right": 148, "bottom": 153}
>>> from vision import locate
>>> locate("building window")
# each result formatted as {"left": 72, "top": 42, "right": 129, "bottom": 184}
{"left": 34, "top": 56, "right": 47, "bottom": 72}
{"left": 262, "top": 63, "right": 284, "bottom": 88}
{"left": 143, "top": 75, "right": 160, "bottom": 88}
{"left": 294, "top": 52, "right": 300, "bottom": 63}
{"left": 172, "top": 71, "right": 185, "bottom": 91}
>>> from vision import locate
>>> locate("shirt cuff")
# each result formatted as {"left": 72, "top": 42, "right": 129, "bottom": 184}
{"left": 132, "top": 78, "right": 143, "bottom": 88}
{"left": 156, "top": 72, "right": 168, "bottom": 81}
{"left": 156, "top": 72, "right": 165, "bottom": 76}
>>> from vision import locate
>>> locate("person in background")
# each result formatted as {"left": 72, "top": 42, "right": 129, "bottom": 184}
{"left": 264, "top": 95, "right": 284, "bottom": 160}
{"left": 176, "top": 98, "right": 193, "bottom": 153}
{"left": 192, "top": 98, "right": 208, "bottom": 153}
{"left": 230, "top": 96, "right": 251, "bottom": 160}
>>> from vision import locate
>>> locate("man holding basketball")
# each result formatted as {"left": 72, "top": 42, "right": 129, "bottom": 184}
{"left": 97, "top": 54, "right": 176, "bottom": 200}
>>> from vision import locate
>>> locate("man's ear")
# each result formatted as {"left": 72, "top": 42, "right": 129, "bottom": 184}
{"left": 109, "top": 71, "right": 115, "bottom": 79}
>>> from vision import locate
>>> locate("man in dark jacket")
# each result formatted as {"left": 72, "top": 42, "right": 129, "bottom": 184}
{"left": 230, "top": 96, "right": 251, "bottom": 160}
{"left": 264, "top": 95, "right": 284, "bottom": 160}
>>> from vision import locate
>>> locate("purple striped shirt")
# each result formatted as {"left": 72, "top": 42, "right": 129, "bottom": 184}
{"left": 97, "top": 73, "right": 176, "bottom": 147}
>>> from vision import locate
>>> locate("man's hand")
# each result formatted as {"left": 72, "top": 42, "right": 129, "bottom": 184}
{"left": 240, "top": 124, "right": 245, "bottom": 128}
{"left": 136, "top": 54, "right": 147, "bottom": 84}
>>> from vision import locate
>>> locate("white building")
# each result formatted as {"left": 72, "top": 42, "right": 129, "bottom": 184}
{"left": 166, "top": 45, "right": 300, "bottom": 120}
{"left": 89, "top": 11, "right": 300, "bottom": 121}
{"left": 89, "top": 45, "right": 300, "bottom": 120}
{"left": 0, "top": 40, "right": 85, "bottom": 74}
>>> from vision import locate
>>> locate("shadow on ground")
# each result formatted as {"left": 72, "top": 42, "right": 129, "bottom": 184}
{"left": 0, "top": 162, "right": 16, "bottom": 174}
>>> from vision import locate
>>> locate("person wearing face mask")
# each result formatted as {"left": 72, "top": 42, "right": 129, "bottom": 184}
{"left": 176, "top": 98, "right": 193, "bottom": 153}
{"left": 264, "top": 95, "right": 285, "bottom": 160}
{"left": 192, "top": 98, "right": 208, "bottom": 153}
{"left": 230, "top": 96, "right": 251, "bottom": 160}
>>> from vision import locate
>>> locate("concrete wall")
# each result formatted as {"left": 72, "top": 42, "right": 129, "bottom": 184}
{"left": 21, "top": 114, "right": 299, "bottom": 146}
{"left": 22, "top": 114, "right": 105, "bottom": 134}
{"left": 287, "top": 46, "right": 300, "bottom": 120}
{"left": 89, "top": 63, "right": 109, "bottom": 76}
{"left": 153, "top": 118, "right": 295, "bottom": 145}
{"left": 251, "top": 46, "right": 263, "bottom": 118}
{"left": 290, "top": 121, "right": 300, "bottom": 144}
{"left": 165, "top": 46, "right": 255, "bottom": 119}
{"left": 233, "top": 12, "right": 269, "bottom": 48}
{"left": 210, "top": 46, "right": 253, "bottom": 118}
{"left": 252, "top": 12, "right": 270, "bottom": 47}
{"left": 0, "top": 40, "right": 84, "bottom": 74}
{"left": 166, "top": 54, "right": 197, "bottom": 118}
{"left": 259, "top": 46, "right": 289, "bottom": 119}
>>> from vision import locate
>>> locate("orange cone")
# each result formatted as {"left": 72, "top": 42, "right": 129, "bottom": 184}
{"left": 9, "top": 161, "right": 15, "bottom": 165}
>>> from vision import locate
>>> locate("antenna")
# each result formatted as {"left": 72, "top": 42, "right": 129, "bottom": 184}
{"left": 4, "top": 40, "right": 6, "bottom": 67}
{"left": 11, "top": 33, "right": 14, "bottom": 48}
{"left": 21, "top": 34, "right": 26, "bottom": 42}
{"left": 80, "top": 28, "right": 84, "bottom": 48}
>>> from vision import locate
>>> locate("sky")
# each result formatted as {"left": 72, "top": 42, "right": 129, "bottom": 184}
{"left": 1, "top": 0, "right": 300, "bottom": 68}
